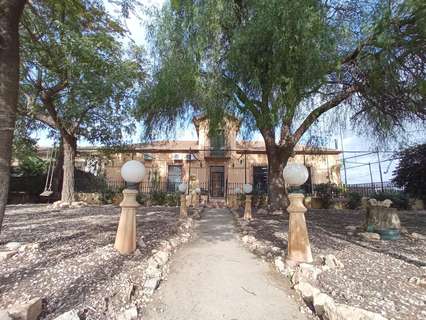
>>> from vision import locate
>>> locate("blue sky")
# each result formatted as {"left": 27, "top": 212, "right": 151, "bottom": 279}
{"left": 34, "top": 0, "right": 425, "bottom": 184}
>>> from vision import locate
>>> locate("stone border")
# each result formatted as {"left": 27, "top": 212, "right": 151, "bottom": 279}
{"left": 232, "top": 209, "right": 388, "bottom": 320}
{"left": 0, "top": 217, "right": 195, "bottom": 320}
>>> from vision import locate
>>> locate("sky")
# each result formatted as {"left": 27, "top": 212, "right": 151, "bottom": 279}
{"left": 34, "top": 0, "right": 425, "bottom": 185}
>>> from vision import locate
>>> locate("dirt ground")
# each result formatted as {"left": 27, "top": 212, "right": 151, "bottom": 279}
{"left": 0, "top": 204, "right": 188, "bottom": 319}
{"left": 237, "top": 208, "right": 426, "bottom": 320}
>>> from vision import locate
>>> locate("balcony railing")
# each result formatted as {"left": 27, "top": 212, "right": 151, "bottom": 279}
{"left": 205, "top": 147, "right": 230, "bottom": 158}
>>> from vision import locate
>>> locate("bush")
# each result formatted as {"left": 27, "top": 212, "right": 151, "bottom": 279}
{"left": 253, "top": 192, "right": 267, "bottom": 208}
{"left": 150, "top": 191, "right": 167, "bottom": 205}
{"left": 345, "top": 192, "right": 362, "bottom": 209}
{"left": 372, "top": 191, "right": 409, "bottom": 210}
{"left": 166, "top": 192, "right": 180, "bottom": 206}
{"left": 314, "top": 183, "right": 340, "bottom": 209}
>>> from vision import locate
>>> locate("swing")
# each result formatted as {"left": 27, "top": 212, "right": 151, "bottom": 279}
{"left": 40, "top": 144, "right": 57, "bottom": 197}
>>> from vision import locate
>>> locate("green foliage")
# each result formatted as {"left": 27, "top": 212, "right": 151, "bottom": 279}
{"left": 19, "top": 0, "right": 145, "bottom": 146}
{"left": 372, "top": 191, "right": 409, "bottom": 210}
{"left": 17, "top": 156, "right": 47, "bottom": 176}
{"left": 165, "top": 192, "right": 180, "bottom": 206}
{"left": 393, "top": 143, "right": 426, "bottom": 202}
{"left": 150, "top": 191, "right": 167, "bottom": 206}
{"left": 345, "top": 192, "right": 362, "bottom": 209}
{"left": 138, "top": 0, "right": 425, "bottom": 143}
{"left": 315, "top": 183, "right": 340, "bottom": 209}
{"left": 253, "top": 193, "right": 267, "bottom": 208}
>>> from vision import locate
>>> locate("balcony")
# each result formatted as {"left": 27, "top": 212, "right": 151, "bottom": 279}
{"left": 205, "top": 147, "right": 230, "bottom": 159}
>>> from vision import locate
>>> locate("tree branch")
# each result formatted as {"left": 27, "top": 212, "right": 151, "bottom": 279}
{"left": 293, "top": 85, "right": 358, "bottom": 143}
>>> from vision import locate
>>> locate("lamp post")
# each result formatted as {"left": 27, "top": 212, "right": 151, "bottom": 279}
{"left": 114, "top": 160, "right": 145, "bottom": 255}
{"left": 243, "top": 183, "right": 253, "bottom": 220}
{"left": 194, "top": 187, "right": 201, "bottom": 209}
{"left": 179, "top": 183, "right": 188, "bottom": 218}
{"left": 283, "top": 163, "right": 313, "bottom": 265}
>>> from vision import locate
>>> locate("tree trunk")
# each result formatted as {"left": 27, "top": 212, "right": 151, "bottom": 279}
{"left": 266, "top": 145, "right": 291, "bottom": 211}
{"left": 61, "top": 136, "right": 77, "bottom": 204}
{"left": 53, "top": 138, "right": 64, "bottom": 199}
{"left": 0, "top": 1, "right": 26, "bottom": 233}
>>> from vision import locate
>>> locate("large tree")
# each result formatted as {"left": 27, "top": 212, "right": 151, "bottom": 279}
{"left": 18, "top": 0, "right": 144, "bottom": 203}
{"left": 0, "top": 0, "right": 27, "bottom": 233}
{"left": 137, "top": 0, "right": 426, "bottom": 210}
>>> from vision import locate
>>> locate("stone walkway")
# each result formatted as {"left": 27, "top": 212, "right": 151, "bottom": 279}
{"left": 144, "top": 208, "right": 307, "bottom": 320}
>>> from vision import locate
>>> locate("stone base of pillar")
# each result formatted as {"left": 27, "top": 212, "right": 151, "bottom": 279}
{"left": 114, "top": 189, "right": 139, "bottom": 255}
{"left": 180, "top": 194, "right": 188, "bottom": 218}
{"left": 286, "top": 193, "right": 313, "bottom": 265}
{"left": 244, "top": 195, "right": 253, "bottom": 220}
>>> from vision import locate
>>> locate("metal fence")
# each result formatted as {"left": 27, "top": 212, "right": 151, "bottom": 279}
{"left": 342, "top": 181, "right": 404, "bottom": 197}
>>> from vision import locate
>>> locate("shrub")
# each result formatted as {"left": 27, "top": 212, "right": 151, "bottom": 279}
{"left": 253, "top": 192, "right": 267, "bottom": 208}
{"left": 314, "top": 183, "right": 340, "bottom": 209}
{"left": 150, "top": 191, "right": 167, "bottom": 205}
{"left": 345, "top": 192, "right": 362, "bottom": 209}
{"left": 372, "top": 191, "right": 409, "bottom": 210}
{"left": 393, "top": 143, "right": 426, "bottom": 202}
{"left": 166, "top": 192, "right": 180, "bottom": 206}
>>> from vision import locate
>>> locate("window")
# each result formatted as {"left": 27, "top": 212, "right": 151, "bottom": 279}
{"left": 167, "top": 165, "right": 182, "bottom": 192}
{"left": 210, "top": 131, "right": 225, "bottom": 157}
{"left": 253, "top": 166, "right": 268, "bottom": 194}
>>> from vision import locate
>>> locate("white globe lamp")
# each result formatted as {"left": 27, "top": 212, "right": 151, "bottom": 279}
{"left": 235, "top": 187, "right": 241, "bottom": 194}
{"left": 195, "top": 187, "right": 201, "bottom": 194}
{"left": 178, "top": 183, "right": 188, "bottom": 194}
{"left": 283, "top": 162, "right": 313, "bottom": 265}
{"left": 283, "top": 163, "right": 309, "bottom": 187}
{"left": 243, "top": 183, "right": 253, "bottom": 194}
{"left": 121, "top": 160, "right": 145, "bottom": 188}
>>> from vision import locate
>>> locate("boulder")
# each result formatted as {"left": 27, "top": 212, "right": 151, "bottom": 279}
{"left": 294, "top": 281, "right": 320, "bottom": 304}
{"left": 241, "top": 235, "right": 256, "bottom": 244}
{"left": 366, "top": 206, "right": 400, "bottom": 230}
{"left": 299, "top": 263, "right": 323, "bottom": 279}
{"left": 116, "top": 306, "right": 137, "bottom": 320}
{"left": 274, "top": 257, "right": 286, "bottom": 274}
{"left": 359, "top": 232, "right": 381, "bottom": 241}
{"left": 408, "top": 276, "right": 426, "bottom": 288}
{"left": 143, "top": 277, "right": 161, "bottom": 296}
{"left": 7, "top": 298, "right": 42, "bottom": 320}
{"left": 345, "top": 226, "right": 357, "bottom": 231}
{"left": 324, "top": 254, "right": 344, "bottom": 269}
{"left": 0, "top": 251, "right": 17, "bottom": 262}
{"left": 313, "top": 292, "right": 334, "bottom": 316}
{"left": 411, "top": 232, "right": 426, "bottom": 240}
{"left": 5, "top": 242, "right": 21, "bottom": 251}
{"left": 0, "top": 310, "right": 12, "bottom": 320}
{"left": 153, "top": 250, "right": 170, "bottom": 265}
{"left": 256, "top": 208, "right": 268, "bottom": 215}
{"left": 323, "top": 303, "right": 387, "bottom": 320}
{"left": 54, "top": 310, "right": 80, "bottom": 320}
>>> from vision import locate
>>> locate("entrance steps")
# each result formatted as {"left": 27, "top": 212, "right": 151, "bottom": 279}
{"left": 208, "top": 198, "right": 227, "bottom": 208}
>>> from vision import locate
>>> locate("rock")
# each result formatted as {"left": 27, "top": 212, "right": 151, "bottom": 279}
{"left": 324, "top": 254, "right": 344, "bottom": 269}
{"left": 400, "top": 227, "right": 409, "bottom": 234}
{"left": 381, "top": 199, "right": 393, "bottom": 208}
{"left": 256, "top": 208, "right": 268, "bottom": 214}
{"left": 116, "top": 306, "right": 137, "bottom": 320}
{"left": 5, "top": 242, "right": 22, "bottom": 251}
{"left": 7, "top": 297, "right": 42, "bottom": 320}
{"left": 153, "top": 250, "right": 170, "bottom": 265}
{"left": 294, "top": 281, "right": 320, "bottom": 304}
{"left": 274, "top": 257, "right": 286, "bottom": 273}
{"left": 345, "top": 226, "right": 357, "bottom": 231}
{"left": 143, "top": 277, "right": 161, "bottom": 295}
{"left": 299, "top": 263, "right": 323, "bottom": 280}
{"left": 0, "top": 310, "right": 12, "bottom": 320}
{"left": 359, "top": 232, "right": 381, "bottom": 241}
{"left": 368, "top": 199, "right": 378, "bottom": 206}
{"left": 323, "top": 303, "right": 387, "bottom": 320}
{"left": 18, "top": 243, "right": 40, "bottom": 253}
{"left": 271, "top": 210, "right": 284, "bottom": 215}
{"left": 408, "top": 276, "right": 426, "bottom": 288}
{"left": 313, "top": 292, "right": 334, "bottom": 316}
{"left": 241, "top": 235, "right": 256, "bottom": 244}
{"left": 0, "top": 251, "right": 17, "bottom": 262}
{"left": 411, "top": 232, "right": 426, "bottom": 240}
{"left": 54, "top": 310, "right": 80, "bottom": 320}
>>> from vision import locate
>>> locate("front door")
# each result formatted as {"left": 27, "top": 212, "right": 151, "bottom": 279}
{"left": 210, "top": 166, "right": 224, "bottom": 197}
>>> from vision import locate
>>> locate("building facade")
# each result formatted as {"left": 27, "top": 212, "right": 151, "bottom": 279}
{"left": 73, "top": 116, "right": 342, "bottom": 197}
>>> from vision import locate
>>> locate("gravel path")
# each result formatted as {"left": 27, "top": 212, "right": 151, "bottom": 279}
{"left": 144, "top": 208, "right": 307, "bottom": 320}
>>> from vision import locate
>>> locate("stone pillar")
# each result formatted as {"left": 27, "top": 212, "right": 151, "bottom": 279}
{"left": 180, "top": 194, "right": 188, "bottom": 218}
{"left": 244, "top": 195, "right": 253, "bottom": 220}
{"left": 114, "top": 189, "right": 139, "bottom": 255}
{"left": 286, "top": 193, "right": 313, "bottom": 265}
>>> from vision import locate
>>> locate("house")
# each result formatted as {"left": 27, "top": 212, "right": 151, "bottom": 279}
{"left": 70, "top": 115, "right": 342, "bottom": 199}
